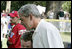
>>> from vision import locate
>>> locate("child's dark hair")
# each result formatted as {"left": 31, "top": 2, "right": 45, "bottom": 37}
{"left": 20, "top": 29, "right": 34, "bottom": 42}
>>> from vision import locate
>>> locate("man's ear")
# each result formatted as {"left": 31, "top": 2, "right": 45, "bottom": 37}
{"left": 29, "top": 14, "right": 33, "bottom": 21}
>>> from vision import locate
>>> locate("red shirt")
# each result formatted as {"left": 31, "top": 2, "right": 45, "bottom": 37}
{"left": 8, "top": 23, "right": 26, "bottom": 48}
{"left": 10, "top": 23, "right": 15, "bottom": 26}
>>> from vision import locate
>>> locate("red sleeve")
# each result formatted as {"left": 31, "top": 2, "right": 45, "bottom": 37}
{"left": 18, "top": 24, "right": 26, "bottom": 35}
{"left": 8, "top": 32, "right": 17, "bottom": 44}
{"left": 8, "top": 24, "right": 26, "bottom": 44}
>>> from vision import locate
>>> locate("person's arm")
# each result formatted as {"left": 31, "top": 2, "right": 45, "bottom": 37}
{"left": 8, "top": 32, "right": 17, "bottom": 45}
{"left": 1, "top": 23, "right": 4, "bottom": 30}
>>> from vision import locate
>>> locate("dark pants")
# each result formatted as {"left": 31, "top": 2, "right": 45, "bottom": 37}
{"left": 1, "top": 41, "right": 2, "bottom": 48}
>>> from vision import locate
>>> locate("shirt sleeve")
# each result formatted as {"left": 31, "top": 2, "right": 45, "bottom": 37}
{"left": 8, "top": 32, "right": 17, "bottom": 44}
{"left": 8, "top": 24, "right": 26, "bottom": 45}
{"left": 18, "top": 24, "right": 26, "bottom": 36}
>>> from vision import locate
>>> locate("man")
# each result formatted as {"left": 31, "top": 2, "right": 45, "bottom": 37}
{"left": 58, "top": 8, "right": 64, "bottom": 19}
{"left": 18, "top": 4, "right": 64, "bottom": 48}
{"left": 57, "top": 8, "right": 65, "bottom": 32}
{"left": 8, "top": 11, "right": 26, "bottom": 48}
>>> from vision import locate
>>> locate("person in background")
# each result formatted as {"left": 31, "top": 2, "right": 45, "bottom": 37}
{"left": 1, "top": 10, "right": 6, "bottom": 17}
{"left": 48, "top": 10, "right": 54, "bottom": 19}
{"left": 57, "top": 8, "right": 64, "bottom": 19}
{"left": 64, "top": 13, "right": 70, "bottom": 32}
{"left": 1, "top": 14, "right": 8, "bottom": 48}
{"left": 7, "top": 11, "right": 26, "bottom": 48}
{"left": 57, "top": 8, "right": 65, "bottom": 32}
{"left": 1, "top": 14, "right": 8, "bottom": 38}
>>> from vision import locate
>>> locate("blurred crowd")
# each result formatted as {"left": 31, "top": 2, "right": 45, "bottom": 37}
{"left": 41, "top": 8, "right": 70, "bottom": 32}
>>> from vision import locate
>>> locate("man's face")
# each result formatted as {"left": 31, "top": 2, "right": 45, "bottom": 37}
{"left": 19, "top": 15, "right": 33, "bottom": 30}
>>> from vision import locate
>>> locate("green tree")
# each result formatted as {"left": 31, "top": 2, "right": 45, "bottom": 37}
{"left": 1, "top": 1, "right": 46, "bottom": 12}
{"left": 45, "top": 1, "right": 64, "bottom": 19}
{"left": 62, "top": 1, "right": 71, "bottom": 19}
{"left": 10, "top": 1, "right": 46, "bottom": 12}
{"left": 1, "top": 1, "right": 6, "bottom": 12}
{"left": 62, "top": 1, "right": 71, "bottom": 13}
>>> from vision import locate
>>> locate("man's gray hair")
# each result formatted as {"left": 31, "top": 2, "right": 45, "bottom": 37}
{"left": 18, "top": 4, "right": 41, "bottom": 18}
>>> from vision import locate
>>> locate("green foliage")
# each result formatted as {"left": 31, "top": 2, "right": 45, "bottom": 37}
{"left": 33, "top": 1, "right": 46, "bottom": 6}
{"left": 1, "top": 1, "right": 6, "bottom": 12}
{"left": 62, "top": 1, "right": 71, "bottom": 13}
{"left": 1, "top": 1, "right": 46, "bottom": 12}
{"left": 11, "top": 1, "right": 46, "bottom": 12}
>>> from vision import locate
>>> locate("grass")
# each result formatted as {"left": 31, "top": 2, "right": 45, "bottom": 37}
{"left": 60, "top": 32, "right": 71, "bottom": 43}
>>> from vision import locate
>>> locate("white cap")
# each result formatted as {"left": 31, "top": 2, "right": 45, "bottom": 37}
{"left": 37, "top": 5, "right": 46, "bottom": 14}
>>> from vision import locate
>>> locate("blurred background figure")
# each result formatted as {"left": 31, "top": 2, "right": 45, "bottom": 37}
{"left": 64, "top": 13, "right": 70, "bottom": 32}
{"left": 1, "top": 13, "right": 8, "bottom": 48}
{"left": 57, "top": 8, "right": 65, "bottom": 32}
{"left": 1, "top": 10, "right": 6, "bottom": 17}
{"left": 1, "top": 13, "right": 8, "bottom": 38}
{"left": 48, "top": 9, "right": 54, "bottom": 19}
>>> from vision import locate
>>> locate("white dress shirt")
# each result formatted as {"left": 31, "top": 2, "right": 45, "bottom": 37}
{"left": 32, "top": 19, "right": 64, "bottom": 48}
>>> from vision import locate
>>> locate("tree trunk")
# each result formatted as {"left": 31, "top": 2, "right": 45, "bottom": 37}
{"left": 45, "top": 1, "right": 64, "bottom": 19}
{"left": 6, "top": 1, "right": 11, "bottom": 14}
{"left": 45, "top": 1, "right": 53, "bottom": 18}
{"left": 53, "top": 1, "right": 64, "bottom": 19}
